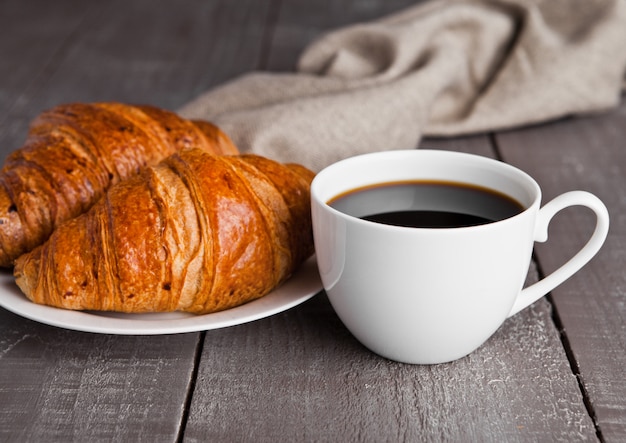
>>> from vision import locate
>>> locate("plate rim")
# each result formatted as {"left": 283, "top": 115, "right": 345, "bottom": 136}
{"left": 0, "top": 255, "right": 322, "bottom": 335}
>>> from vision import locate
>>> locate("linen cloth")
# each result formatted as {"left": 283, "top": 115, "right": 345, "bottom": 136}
{"left": 179, "top": 0, "right": 626, "bottom": 171}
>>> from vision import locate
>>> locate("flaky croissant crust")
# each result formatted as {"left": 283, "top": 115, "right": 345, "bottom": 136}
{"left": 14, "top": 149, "right": 315, "bottom": 315}
{"left": 0, "top": 102, "right": 237, "bottom": 267}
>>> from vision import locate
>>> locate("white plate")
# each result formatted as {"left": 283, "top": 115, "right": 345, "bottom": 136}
{"left": 0, "top": 256, "right": 322, "bottom": 335}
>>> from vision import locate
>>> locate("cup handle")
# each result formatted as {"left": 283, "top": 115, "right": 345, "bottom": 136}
{"left": 507, "top": 191, "right": 610, "bottom": 318}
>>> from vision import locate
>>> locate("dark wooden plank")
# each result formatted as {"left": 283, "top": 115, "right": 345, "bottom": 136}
{"left": 0, "top": 0, "right": 273, "bottom": 160}
{"left": 0, "top": 308, "right": 199, "bottom": 441}
{"left": 421, "top": 133, "right": 495, "bottom": 157}
{"left": 496, "top": 102, "right": 626, "bottom": 441}
{"left": 185, "top": 275, "right": 596, "bottom": 442}
{"left": 266, "top": 0, "right": 418, "bottom": 71}
{"left": 0, "top": 0, "right": 102, "bottom": 163}
{"left": 0, "top": 0, "right": 94, "bottom": 113}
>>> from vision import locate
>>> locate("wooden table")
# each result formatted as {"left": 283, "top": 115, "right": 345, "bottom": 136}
{"left": 1, "top": 0, "right": 624, "bottom": 441}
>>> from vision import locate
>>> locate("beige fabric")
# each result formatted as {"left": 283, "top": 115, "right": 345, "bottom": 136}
{"left": 179, "top": 0, "right": 626, "bottom": 171}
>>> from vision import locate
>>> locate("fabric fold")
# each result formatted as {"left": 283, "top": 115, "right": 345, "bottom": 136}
{"left": 180, "top": 0, "right": 626, "bottom": 171}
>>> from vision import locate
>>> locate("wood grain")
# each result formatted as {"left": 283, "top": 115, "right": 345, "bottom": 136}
{"left": 0, "top": 306, "right": 200, "bottom": 441}
{"left": 496, "top": 102, "right": 626, "bottom": 442}
{"left": 265, "top": 0, "right": 418, "bottom": 71}
{"left": 0, "top": 0, "right": 273, "bottom": 160}
{"left": 185, "top": 280, "right": 596, "bottom": 442}
{"left": 0, "top": 0, "right": 102, "bottom": 163}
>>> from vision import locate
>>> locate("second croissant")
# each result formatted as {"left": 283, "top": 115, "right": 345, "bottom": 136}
{"left": 14, "top": 149, "right": 315, "bottom": 314}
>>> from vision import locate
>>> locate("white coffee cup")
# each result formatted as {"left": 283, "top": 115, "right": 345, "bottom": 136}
{"left": 311, "top": 150, "right": 609, "bottom": 364}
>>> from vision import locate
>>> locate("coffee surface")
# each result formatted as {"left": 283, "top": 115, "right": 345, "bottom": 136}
{"left": 328, "top": 180, "right": 524, "bottom": 228}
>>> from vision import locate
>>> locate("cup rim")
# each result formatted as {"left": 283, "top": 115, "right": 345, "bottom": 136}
{"left": 311, "top": 149, "right": 542, "bottom": 232}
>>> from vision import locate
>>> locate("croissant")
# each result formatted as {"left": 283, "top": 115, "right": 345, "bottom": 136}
{"left": 14, "top": 149, "right": 315, "bottom": 314}
{"left": 0, "top": 102, "right": 238, "bottom": 267}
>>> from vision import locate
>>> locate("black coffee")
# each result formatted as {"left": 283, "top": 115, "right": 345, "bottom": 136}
{"left": 328, "top": 180, "right": 524, "bottom": 228}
